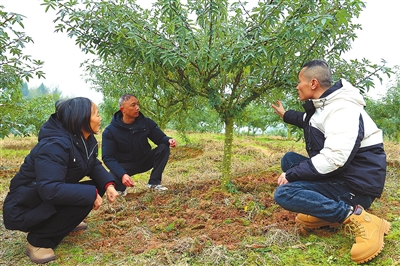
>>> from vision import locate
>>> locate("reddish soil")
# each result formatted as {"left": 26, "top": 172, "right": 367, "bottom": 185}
{"left": 73, "top": 173, "right": 324, "bottom": 255}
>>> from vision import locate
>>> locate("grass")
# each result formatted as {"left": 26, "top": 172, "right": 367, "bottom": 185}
{"left": 0, "top": 132, "right": 399, "bottom": 265}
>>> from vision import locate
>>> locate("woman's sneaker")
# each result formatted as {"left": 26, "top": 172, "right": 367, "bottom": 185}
{"left": 147, "top": 184, "right": 168, "bottom": 191}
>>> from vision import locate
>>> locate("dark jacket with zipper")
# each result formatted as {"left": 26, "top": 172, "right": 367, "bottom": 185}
{"left": 102, "top": 111, "right": 171, "bottom": 179}
{"left": 3, "top": 113, "right": 114, "bottom": 232}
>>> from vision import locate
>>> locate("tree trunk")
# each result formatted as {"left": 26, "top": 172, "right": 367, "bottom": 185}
{"left": 287, "top": 124, "right": 292, "bottom": 139}
{"left": 221, "top": 116, "right": 234, "bottom": 189}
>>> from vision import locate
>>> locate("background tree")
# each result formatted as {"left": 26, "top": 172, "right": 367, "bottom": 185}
{"left": 37, "top": 83, "right": 48, "bottom": 95}
{"left": 365, "top": 65, "right": 400, "bottom": 142}
{"left": 0, "top": 5, "right": 45, "bottom": 138}
{"left": 169, "top": 101, "right": 223, "bottom": 134}
{"left": 21, "top": 82, "right": 29, "bottom": 97}
{"left": 236, "top": 101, "right": 268, "bottom": 136}
{"left": 43, "top": 0, "right": 391, "bottom": 189}
{"left": 16, "top": 93, "right": 61, "bottom": 136}
{"left": 4, "top": 83, "right": 61, "bottom": 137}
{"left": 24, "top": 82, "right": 61, "bottom": 99}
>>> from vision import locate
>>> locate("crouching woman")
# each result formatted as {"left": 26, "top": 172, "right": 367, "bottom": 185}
{"left": 2, "top": 97, "right": 119, "bottom": 264}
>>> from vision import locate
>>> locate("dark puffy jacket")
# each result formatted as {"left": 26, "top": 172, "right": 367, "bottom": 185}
{"left": 283, "top": 79, "right": 386, "bottom": 198}
{"left": 3, "top": 113, "right": 114, "bottom": 231}
{"left": 102, "top": 111, "right": 170, "bottom": 179}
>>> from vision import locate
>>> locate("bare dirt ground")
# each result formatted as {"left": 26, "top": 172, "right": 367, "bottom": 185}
{"left": 64, "top": 145, "right": 398, "bottom": 258}
{"left": 85, "top": 174, "right": 291, "bottom": 254}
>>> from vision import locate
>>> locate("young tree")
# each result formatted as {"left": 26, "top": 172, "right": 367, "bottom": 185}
{"left": 42, "top": 0, "right": 390, "bottom": 188}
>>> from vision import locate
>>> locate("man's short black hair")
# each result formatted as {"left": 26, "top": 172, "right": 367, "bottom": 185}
{"left": 302, "top": 60, "right": 332, "bottom": 88}
{"left": 118, "top": 94, "right": 137, "bottom": 107}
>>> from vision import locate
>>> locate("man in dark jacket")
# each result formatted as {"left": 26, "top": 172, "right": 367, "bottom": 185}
{"left": 271, "top": 60, "right": 390, "bottom": 264}
{"left": 102, "top": 94, "right": 177, "bottom": 193}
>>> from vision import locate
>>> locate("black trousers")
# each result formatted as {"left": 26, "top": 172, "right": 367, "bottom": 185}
{"left": 27, "top": 204, "right": 92, "bottom": 249}
{"left": 113, "top": 144, "right": 170, "bottom": 191}
{"left": 26, "top": 182, "right": 106, "bottom": 249}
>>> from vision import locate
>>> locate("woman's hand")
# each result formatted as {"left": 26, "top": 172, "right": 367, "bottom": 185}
{"left": 93, "top": 194, "right": 102, "bottom": 210}
{"left": 106, "top": 184, "right": 119, "bottom": 203}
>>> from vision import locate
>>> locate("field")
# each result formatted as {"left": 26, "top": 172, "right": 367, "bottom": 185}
{"left": 0, "top": 132, "right": 399, "bottom": 265}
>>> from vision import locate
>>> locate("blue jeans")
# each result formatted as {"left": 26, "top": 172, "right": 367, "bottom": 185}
{"left": 281, "top": 152, "right": 308, "bottom": 172}
{"left": 274, "top": 152, "right": 374, "bottom": 223}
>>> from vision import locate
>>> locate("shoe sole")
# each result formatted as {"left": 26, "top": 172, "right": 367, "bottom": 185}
{"left": 295, "top": 217, "right": 341, "bottom": 229}
{"left": 351, "top": 219, "right": 391, "bottom": 264}
{"left": 147, "top": 186, "right": 168, "bottom": 191}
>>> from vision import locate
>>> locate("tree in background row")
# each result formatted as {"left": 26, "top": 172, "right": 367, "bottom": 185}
{"left": 365, "top": 65, "right": 400, "bottom": 142}
{"left": 43, "top": 0, "right": 391, "bottom": 189}
{"left": 19, "top": 82, "right": 62, "bottom": 136}
{"left": 1, "top": 82, "right": 61, "bottom": 138}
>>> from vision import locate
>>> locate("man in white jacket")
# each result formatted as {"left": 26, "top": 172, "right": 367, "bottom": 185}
{"left": 272, "top": 60, "right": 390, "bottom": 264}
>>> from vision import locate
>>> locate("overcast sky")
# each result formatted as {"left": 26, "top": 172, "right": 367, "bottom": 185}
{"left": 2, "top": 0, "right": 399, "bottom": 104}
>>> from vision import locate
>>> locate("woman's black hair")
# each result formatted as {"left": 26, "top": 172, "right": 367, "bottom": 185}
{"left": 56, "top": 97, "right": 95, "bottom": 135}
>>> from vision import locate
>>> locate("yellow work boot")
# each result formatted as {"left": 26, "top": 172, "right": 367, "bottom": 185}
{"left": 295, "top": 213, "right": 340, "bottom": 229}
{"left": 26, "top": 243, "right": 56, "bottom": 264}
{"left": 343, "top": 205, "right": 391, "bottom": 264}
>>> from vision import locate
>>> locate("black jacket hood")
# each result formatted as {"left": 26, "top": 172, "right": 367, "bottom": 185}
{"left": 38, "top": 113, "right": 70, "bottom": 141}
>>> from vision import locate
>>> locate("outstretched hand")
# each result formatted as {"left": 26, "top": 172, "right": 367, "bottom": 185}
{"left": 271, "top": 100, "right": 286, "bottom": 118}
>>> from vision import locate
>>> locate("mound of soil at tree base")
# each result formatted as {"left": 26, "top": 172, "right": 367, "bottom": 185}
{"left": 76, "top": 174, "right": 347, "bottom": 255}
